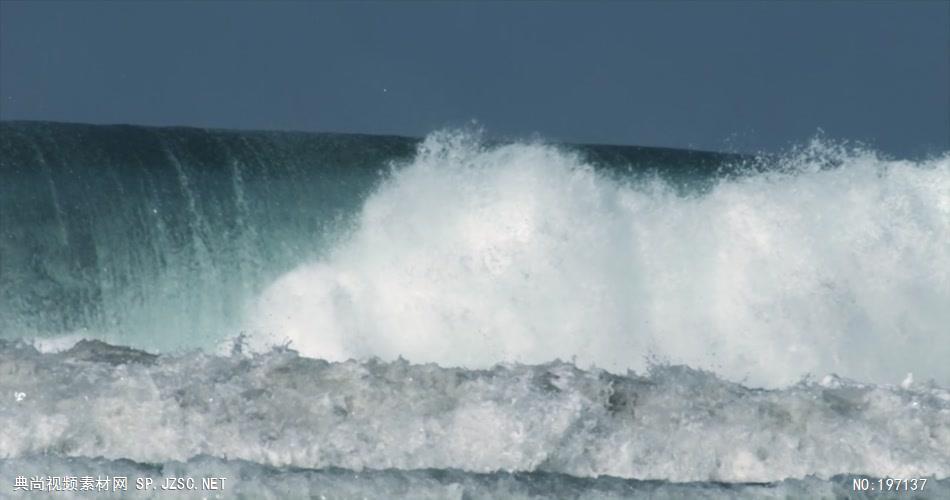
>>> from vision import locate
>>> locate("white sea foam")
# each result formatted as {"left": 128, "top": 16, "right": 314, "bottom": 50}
{"left": 28, "top": 333, "right": 89, "bottom": 353}
{"left": 4, "top": 455, "right": 946, "bottom": 500}
{"left": 1, "top": 342, "right": 947, "bottom": 483}
{"left": 249, "top": 132, "right": 950, "bottom": 387}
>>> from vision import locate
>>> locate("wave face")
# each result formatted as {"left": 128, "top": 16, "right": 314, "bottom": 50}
{"left": 2, "top": 121, "right": 948, "bottom": 494}
{"left": 1, "top": 121, "right": 420, "bottom": 350}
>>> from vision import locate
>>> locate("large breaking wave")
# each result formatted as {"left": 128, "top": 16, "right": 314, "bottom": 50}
{"left": 2, "top": 121, "right": 948, "bottom": 496}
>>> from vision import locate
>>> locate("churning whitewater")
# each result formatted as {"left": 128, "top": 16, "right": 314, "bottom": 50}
{"left": 1, "top": 122, "right": 948, "bottom": 497}
{"left": 2, "top": 339, "right": 949, "bottom": 492}
{"left": 250, "top": 131, "right": 950, "bottom": 388}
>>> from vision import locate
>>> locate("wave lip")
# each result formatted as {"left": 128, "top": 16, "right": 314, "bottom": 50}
{"left": 2, "top": 340, "right": 948, "bottom": 484}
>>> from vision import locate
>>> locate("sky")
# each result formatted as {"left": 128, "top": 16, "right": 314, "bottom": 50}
{"left": 1, "top": 1, "right": 947, "bottom": 156}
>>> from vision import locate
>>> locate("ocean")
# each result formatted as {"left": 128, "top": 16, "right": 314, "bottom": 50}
{"left": 1, "top": 121, "right": 947, "bottom": 498}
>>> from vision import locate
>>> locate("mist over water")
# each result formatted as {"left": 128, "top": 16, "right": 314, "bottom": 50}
{"left": 251, "top": 131, "right": 950, "bottom": 388}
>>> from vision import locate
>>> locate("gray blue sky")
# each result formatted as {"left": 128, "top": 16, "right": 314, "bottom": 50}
{"left": 1, "top": 1, "right": 947, "bottom": 156}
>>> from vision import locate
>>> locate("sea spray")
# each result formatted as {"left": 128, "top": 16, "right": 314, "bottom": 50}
{"left": 250, "top": 131, "right": 950, "bottom": 387}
